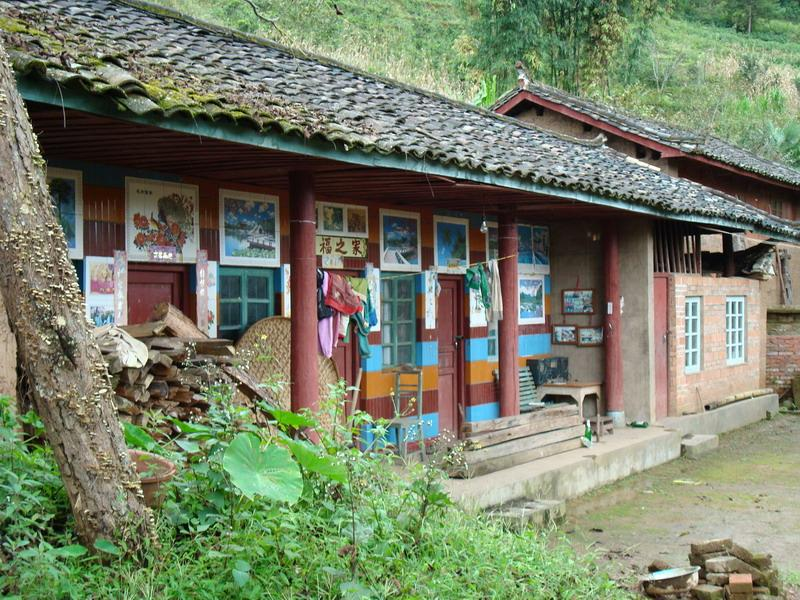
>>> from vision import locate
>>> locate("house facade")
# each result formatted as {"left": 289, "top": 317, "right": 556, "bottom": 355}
{"left": 1, "top": 0, "right": 797, "bottom": 437}
{"left": 495, "top": 78, "right": 800, "bottom": 411}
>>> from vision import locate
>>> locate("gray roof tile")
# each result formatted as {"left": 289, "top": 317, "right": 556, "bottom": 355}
{"left": 1, "top": 0, "right": 798, "bottom": 240}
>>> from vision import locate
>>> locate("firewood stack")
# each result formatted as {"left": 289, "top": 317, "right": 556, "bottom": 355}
{"left": 94, "top": 303, "right": 273, "bottom": 429}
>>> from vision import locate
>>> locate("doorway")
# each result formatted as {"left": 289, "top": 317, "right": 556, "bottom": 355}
{"left": 128, "top": 263, "right": 191, "bottom": 324}
{"left": 437, "top": 277, "right": 465, "bottom": 437}
{"left": 653, "top": 274, "right": 670, "bottom": 419}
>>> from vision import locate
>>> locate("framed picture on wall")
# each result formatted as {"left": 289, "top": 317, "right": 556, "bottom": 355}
{"left": 519, "top": 274, "right": 546, "bottom": 325}
{"left": 485, "top": 221, "right": 498, "bottom": 261}
{"left": 532, "top": 226, "right": 550, "bottom": 274}
{"left": 562, "top": 288, "right": 595, "bottom": 314}
{"left": 518, "top": 224, "right": 534, "bottom": 270}
{"left": 316, "top": 201, "right": 369, "bottom": 238}
{"left": 46, "top": 167, "right": 83, "bottom": 259}
{"left": 577, "top": 326, "right": 604, "bottom": 346}
{"left": 126, "top": 177, "right": 199, "bottom": 263}
{"left": 552, "top": 324, "right": 577, "bottom": 345}
{"left": 380, "top": 209, "right": 421, "bottom": 272}
{"left": 219, "top": 189, "right": 280, "bottom": 267}
{"left": 433, "top": 215, "right": 469, "bottom": 274}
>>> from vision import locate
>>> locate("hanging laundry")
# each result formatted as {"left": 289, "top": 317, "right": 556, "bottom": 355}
{"left": 465, "top": 264, "right": 490, "bottom": 310}
{"left": 318, "top": 272, "right": 337, "bottom": 357}
{"left": 337, "top": 312, "right": 349, "bottom": 341}
{"left": 317, "top": 269, "right": 334, "bottom": 320}
{"left": 349, "top": 309, "right": 372, "bottom": 358}
{"left": 487, "top": 259, "right": 504, "bottom": 322}
{"left": 325, "top": 273, "right": 363, "bottom": 315}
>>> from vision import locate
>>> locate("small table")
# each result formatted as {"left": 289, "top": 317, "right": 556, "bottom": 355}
{"left": 536, "top": 382, "right": 603, "bottom": 421}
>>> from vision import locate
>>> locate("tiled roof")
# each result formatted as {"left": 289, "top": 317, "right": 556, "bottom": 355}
{"left": 496, "top": 80, "right": 800, "bottom": 188}
{"left": 1, "top": 0, "right": 798, "bottom": 241}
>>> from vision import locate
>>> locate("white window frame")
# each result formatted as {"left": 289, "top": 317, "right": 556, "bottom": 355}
{"left": 684, "top": 296, "right": 701, "bottom": 374}
{"left": 725, "top": 296, "right": 746, "bottom": 365}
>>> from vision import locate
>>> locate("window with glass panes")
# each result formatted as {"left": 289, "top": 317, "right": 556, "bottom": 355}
{"left": 381, "top": 275, "right": 416, "bottom": 367}
{"left": 487, "top": 323, "right": 498, "bottom": 361}
{"left": 725, "top": 296, "right": 745, "bottom": 365}
{"left": 684, "top": 297, "right": 701, "bottom": 373}
{"left": 219, "top": 267, "right": 274, "bottom": 340}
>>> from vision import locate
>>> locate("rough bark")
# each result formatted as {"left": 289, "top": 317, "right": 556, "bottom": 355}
{"left": 0, "top": 40, "right": 153, "bottom": 548}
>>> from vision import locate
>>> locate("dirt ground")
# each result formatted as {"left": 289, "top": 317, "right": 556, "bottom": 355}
{"left": 565, "top": 414, "right": 800, "bottom": 595}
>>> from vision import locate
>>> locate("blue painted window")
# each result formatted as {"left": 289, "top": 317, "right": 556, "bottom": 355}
{"left": 381, "top": 275, "right": 416, "bottom": 367}
{"left": 219, "top": 267, "right": 274, "bottom": 340}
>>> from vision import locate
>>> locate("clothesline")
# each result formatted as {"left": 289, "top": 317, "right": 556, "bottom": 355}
{"left": 376, "top": 253, "right": 518, "bottom": 281}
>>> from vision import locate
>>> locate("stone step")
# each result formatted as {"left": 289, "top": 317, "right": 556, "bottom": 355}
{"left": 681, "top": 433, "right": 719, "bottom": 458}
{"left": 487, "top": 499, "right": 566, "bottom": 530}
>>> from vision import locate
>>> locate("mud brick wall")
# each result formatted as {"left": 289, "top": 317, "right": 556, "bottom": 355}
{"left": 669, "top": 275, "right": 762, "bottom": 415}
{"left": 766, "top": 307, "right": 800, "bottom": 397}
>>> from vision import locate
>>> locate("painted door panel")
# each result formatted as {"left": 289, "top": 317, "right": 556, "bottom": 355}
{"left": 437, "top": 278, "right": 464, "bottom": 436}
{"left": 128, "top": 264, "right": 189, "bottom": 324}
{"left": 654, "top": 274, "right": 669, "bottom": 420}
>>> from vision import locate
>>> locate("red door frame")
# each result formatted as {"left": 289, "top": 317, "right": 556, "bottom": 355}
{"left": 437, "top": 277, "right": 466, "bottom": 438}
{"left": 127, "top": 263, "right": 192, "bottom": 323}
{"left": 653, "top": 273, "right": 670, "bottom": 420}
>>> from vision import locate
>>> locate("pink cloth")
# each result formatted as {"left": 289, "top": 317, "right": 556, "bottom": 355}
{"left": 318, "top": 272, "right": 336, "bottom": 357}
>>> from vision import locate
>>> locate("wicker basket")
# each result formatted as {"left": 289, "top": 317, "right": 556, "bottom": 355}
{"left": 235, "top": 316, "right": 341, "bottom": 431}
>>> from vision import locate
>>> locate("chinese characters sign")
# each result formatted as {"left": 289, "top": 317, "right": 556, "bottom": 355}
{"left": 316, "top": 235, "right": 367, "bottom": 258}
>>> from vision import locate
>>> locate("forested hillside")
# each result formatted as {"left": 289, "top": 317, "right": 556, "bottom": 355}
{"left": 158, "top": 0, "right": 800, "bottom": 168}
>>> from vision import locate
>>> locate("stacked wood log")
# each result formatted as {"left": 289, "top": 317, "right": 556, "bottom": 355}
{"left": 95, "top": 303, "right": 273, "bottom": 430}
{"left": 452, "top": 404, "right": 583, "bottom": 477}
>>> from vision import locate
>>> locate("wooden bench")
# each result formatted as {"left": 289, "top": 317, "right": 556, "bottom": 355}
{"left": 535, "top": 381, "right": 603, "bottom": 421}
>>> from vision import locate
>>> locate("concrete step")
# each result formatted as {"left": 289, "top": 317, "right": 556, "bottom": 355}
{"left": 681, "top": 433, "right": 719, "bottom": 458}
{"left": 487, "top": 499, "right": 566, "bottom": 530}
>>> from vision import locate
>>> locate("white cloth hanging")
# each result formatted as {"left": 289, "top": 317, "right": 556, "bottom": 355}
{"left": 487, "top": 259, "right": 504, "bottom": 322}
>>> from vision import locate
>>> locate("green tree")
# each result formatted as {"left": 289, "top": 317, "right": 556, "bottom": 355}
{"left": 724, "top": 0, "right": 781, "bottom": 33}
{"left": 471, "top": 0, "right": 664, "bottom": 93}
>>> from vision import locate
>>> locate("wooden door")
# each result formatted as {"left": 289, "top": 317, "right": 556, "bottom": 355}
{"left": 128, "top": 264, "right": 190, "bottom": 324}
{"left": 654, "top": 274, "right": 669, "bottom": 420}
{"left": 437, "top": 278, "right": 465, "bottom": 437}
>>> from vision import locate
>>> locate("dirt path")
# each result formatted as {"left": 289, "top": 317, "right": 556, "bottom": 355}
{"left": 565, "top": 414, "right": 800, "bottom": 594}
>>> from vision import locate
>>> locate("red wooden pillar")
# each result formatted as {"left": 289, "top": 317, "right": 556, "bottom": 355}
{"left": 604, "top": 222, "right": 624, "bottom": 426}
{"left": 722, "top": 233, "right": 736, "bottom": 277}
{"left": 498, "top": 214, "right": 520, "bottom": 417}
{"left": 289, "top": 171, "right": 318, "bottom": 413}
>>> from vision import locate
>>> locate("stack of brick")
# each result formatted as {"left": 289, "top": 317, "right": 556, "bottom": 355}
{"left": 689, "top": 539, "right": 782, "bottom": 599}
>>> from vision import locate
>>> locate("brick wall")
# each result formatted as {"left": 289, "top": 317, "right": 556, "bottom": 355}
{"left": 669, "top": 275, "right": 762, "bottom": 415}
{"left": 766, "top": 307, "right": 800, "bottom": 397}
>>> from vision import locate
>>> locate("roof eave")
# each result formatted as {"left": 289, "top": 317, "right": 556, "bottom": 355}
{"left": 19, "top": 75, "right": 800, "bottom": 245}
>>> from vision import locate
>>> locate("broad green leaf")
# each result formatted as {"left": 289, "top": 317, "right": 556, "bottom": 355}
{"left": 93, "top": 539, "right": 122, "bottom": 556}
{"left": 232, "top": 567, "right": 250, "bottom": 588}
{"left": 175, "top": 439, "right": 200, "bottom": 454}
{"left": 267, "top": 409, "right": 316, "bottom": 430}
{"left": 222, "top": 433, "right": 302, "bottom": 504}
{"left": 285, "top": 439, "right": 347, "bottom": 483}
{"left": 340, "top": 580, "right": 374, "bottom": 600}
{"left": 122, "top": 422, "right": 157, "bottom": 452}
{"left": 234, "top": 559, "right": 251, "bottom": 573}
{"left": 51, "top": 544, "right": 88, "bottom": 558}
{"left": 169, "top": 418, "right": 211, "bottom": 435}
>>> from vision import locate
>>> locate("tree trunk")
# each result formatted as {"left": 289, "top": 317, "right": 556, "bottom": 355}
{"left": 0, "top": 40, "right": 152, "bottom": 549}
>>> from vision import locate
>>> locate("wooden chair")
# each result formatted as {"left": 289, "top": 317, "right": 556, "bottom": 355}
{"left": 389, "top": 367, "right": 426, "bottom": 462}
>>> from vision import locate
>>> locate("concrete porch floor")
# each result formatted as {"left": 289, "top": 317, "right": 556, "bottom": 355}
{"left": 446, "top": 393, "right": 778, "bottom": 510}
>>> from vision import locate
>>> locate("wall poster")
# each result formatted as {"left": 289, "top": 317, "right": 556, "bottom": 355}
{"left": 113, "top": 250, "right": 128, "bottom": 326}
{"left": 196, "top": 250, "right": 209, "bottom": 334}
{"left": 433, "top": 215, "right": 469, "bottom": 274}
{"left": 316, "top": 201, "right": 369, "bottom": 238}
{"left": 84, "top": 256, "right": 116, "bottom": 327}
{"left": 46, "top": 167, "right": 83, "bottom": 260}
{"left": 365, "top": 264, "right": 381, "bottom": 332}
{"left": 281, "top": 263, "right": 291, "bottom": 318}
{"left": 424, "top": 270, "right": 438, "bottom": 329}
{"left": 219, "top": 189, "right": 280, "bottom": 267}
{"left": 207, "top": 260, "right": 218, "bottom": 337}
{"left": 379, "top": 209, "right": 421, "bottom": 273}
{"left": 126, "top": 177, "right": 199, "bottom": 263}
{"left": 519, "top": 274, "right": 546, "bottom": 325}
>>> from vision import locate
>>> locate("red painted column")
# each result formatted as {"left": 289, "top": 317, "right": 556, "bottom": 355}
{"left": 604, "top": 222, "right": 625, "bottom": 425}
{"left": 498, "top": 214, "right": 520, "bottom": 417}
{"left": 289, "top": 171, "right": 319, "bottom": 413}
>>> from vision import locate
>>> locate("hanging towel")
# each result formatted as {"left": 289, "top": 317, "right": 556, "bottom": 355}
{"left": 465, "top": 264, "right": 490, "bottom": 310}
{"left": 488, "top": 259, "right": 504, "bottom": 322}
{"left": 350, "top": 309, "right": 372, "bottom": 358}
{"left": 318, "top": 272, "right": 336, "bottom": 357}
{"left": 325, "top": 273, "right": 363, "bottom": 315}
{"left": 317, "top": 269, "right": 334, "bottom": 320}
{"left": 337, "top": 312, "right": 349, "bottom": 341}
